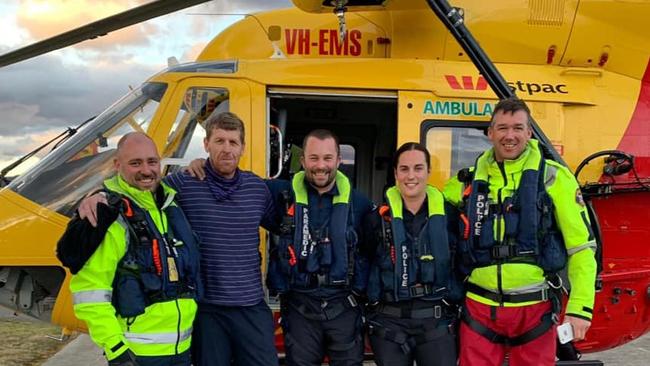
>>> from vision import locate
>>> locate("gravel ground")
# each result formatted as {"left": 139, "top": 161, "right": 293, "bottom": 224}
{"left": 0, "top": 318, "right": 72, "bottom": 366}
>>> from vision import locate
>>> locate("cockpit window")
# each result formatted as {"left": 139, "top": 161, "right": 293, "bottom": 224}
{"left": 163, "top": 87, "right": 230, "bottom": 172}
{"left": 8, "top": 82, "right": 168, "bottom": 217}
{"left": 423, "top": 122, "right": 491, "bottom": 189}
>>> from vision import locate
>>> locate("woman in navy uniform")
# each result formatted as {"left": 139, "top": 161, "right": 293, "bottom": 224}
{"left": 362, "top": 142, "right": 459, "bottom": 366}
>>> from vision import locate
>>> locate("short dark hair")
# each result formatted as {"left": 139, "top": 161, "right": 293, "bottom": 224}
{"left": 393, "top": 142, "right": 431, "bottom": 170}
{"left": 490, "top": 97, "right": 531, "bottom": 127}
{"left": 204, "top": 111, "right": 245, "bottom": 143}
{"left": 302, "top": 129, "right": 340, "bottom": 156}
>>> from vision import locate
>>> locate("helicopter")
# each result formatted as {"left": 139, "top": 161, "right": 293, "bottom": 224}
{"left": 0, "top": 0, "right": 649, "bottom": 362}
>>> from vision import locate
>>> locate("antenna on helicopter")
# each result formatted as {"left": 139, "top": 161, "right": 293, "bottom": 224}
{"left": 168, "top": 56, "right": 180, "bottom": 67}
{"left": 332, "top": 0, "right": 348, "bottom": 43}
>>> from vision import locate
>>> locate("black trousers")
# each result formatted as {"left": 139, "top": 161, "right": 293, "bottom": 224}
{"left": 191, "top": 300, "right": 279, "bottom": 366}
{"left": 281, "top": 293, "right": 364, "bottom": 366}
{"left": 367, "top": 305, "right": 457, "bottom": 366}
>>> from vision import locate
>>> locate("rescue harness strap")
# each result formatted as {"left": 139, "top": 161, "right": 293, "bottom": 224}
{"left": 382, "top": 284, "right": 441, "bottom": 303}
{"left": 466, "top": 282, "right": 551, "bottom": 304}
{"left": 373, "top": 302, "right": 445, "bottom": 319}
{"left": 462, "top": 306, "right": 554, "bottom": 346}
{"left": 287, "top": 293, "right": 359, "bottom": 321}
{"left": 368, "top": 321, "right": 451, "bottom": 354}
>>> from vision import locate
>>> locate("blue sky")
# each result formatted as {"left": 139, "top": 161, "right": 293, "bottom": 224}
{"left": 0, "top": 0, "right": 291, "bottom": 174}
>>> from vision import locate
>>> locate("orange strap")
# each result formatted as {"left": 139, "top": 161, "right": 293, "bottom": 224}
{"left": 462, "top": 184, "right": 473, "bottom": 199}
{"left": 121, "top": 198, "right": 134, "bottom": 217}
{"left": 460, "top": 213, "right": 470, "bottom": 240}
{"left": 287, "top": 203, "right": 295, "bottom": 217}
{"left": 151, "top": 239, "right": 163, "bottom": 276}
{"left": 378, "top": 204, "right": 391, "bottom": 222}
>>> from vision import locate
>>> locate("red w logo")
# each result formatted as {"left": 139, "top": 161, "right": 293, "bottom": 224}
{"left": 444, "top": 75, "right": 488, "bottom": 90}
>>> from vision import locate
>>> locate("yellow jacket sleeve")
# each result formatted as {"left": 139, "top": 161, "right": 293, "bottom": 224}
{"left": 69, "top": 223, "right": 130, "bottom": 360}
{"left": 443, "top": 174, "right": 464, "bottom": 207}
{"left": 546, "top": 161, "right": 597, "bottom": 320}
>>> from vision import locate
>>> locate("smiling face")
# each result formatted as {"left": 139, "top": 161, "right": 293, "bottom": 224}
{"left": 204, "top": 127, "right": 244, "bottom": 179}
{"left": 488, "top": 109, "right": 532, "bottom": 162}
{"left": 301, "top": 136, "right": 341, "bottom": 193}
{"left": 114, "top": 133, "right": 161, "bottom": 192}
{"left": 394, "top": 149, "right": 429, "bottom": 200}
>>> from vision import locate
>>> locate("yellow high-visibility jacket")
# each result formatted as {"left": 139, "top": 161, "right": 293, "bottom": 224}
{"left": 70, "top": 175, "right": 197, "bottom": 360}
{"left": 444, "top": 140, "right": 596, "bottom": 320}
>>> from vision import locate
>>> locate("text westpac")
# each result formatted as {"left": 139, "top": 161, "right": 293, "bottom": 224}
{"left": 445, "top": 75, "right": 569, "bottom": 95}
{"left": 285, "top": 29, "right": 362, "bottom": 56}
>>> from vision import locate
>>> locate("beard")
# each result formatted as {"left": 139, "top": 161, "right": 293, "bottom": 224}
{"left": 306, "top": 168, "right": 336, "bottom": 188}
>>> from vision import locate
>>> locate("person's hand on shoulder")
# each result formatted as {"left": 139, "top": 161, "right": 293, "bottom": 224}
{"left": 78, "top": 192, "right": 108, "bottom": 227}
{"left": 184, "top": 158, "right": 207, "bottom": 180}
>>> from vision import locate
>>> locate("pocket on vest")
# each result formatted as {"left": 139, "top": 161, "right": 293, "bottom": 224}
{"left": 419, "top": 257, "right": 435, "bottom": 284}
{"left": 538, "top": 231, "right": 567, "bottom": 272}
{"left": 140, "top": 272, "right": 162, "bottom": 293}
{"left": 114, "top": 274, "right": 147, "bottom": 318}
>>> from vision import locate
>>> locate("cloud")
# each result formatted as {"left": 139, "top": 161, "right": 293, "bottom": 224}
{"left": 0, "top": 102, "right": 64, "bottom": 136}
{"left": 0, "top": 0, "right": 293, "bottom": 165}
{"left": 202, "top": 0, "right": 292, "bottom": 13}
{"left": 0, "top": 132, "right": 59, "bottom": 175}
{"left": 15, "top": 0, "right": 154, "bottom": 52}
{"left": 0, "top": 54, "right": 158, "bottom": 138}
{"left": 181, "top": 42, "right": 209, "bottom": 62}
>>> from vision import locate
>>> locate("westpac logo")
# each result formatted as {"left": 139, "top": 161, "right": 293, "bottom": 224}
{"left": 444, "top": 75, "right": 569, "bottom": 96}
{"left": 444, "top": 75, "right": 488, "bottom": 91}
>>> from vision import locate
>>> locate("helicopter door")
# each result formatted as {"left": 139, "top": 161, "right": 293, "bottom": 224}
{"left": 158, "top": 78, "right": 253, "bottom": 173}
{"left": 267, "top": 88, "right": 398, "bottom": 202}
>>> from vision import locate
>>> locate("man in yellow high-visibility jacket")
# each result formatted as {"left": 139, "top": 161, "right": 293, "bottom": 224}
{"left": 444, "top": 97, "right": 596, "bottom": 366}
{"left": 69, "top": 132, "right": 199, "bottom": 366}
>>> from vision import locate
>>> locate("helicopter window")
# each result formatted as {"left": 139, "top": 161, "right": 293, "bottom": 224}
{"left": 421, "top": 121, "right": 491, "bottom": 188}
{"left": 339, "top": 144, "right": 356, "bottom": 186}
{"left": 8, "top": 82, "right": 168, "bottom": 217}
{"left": 162, "top": 87, "right": 230, "bottom": 172}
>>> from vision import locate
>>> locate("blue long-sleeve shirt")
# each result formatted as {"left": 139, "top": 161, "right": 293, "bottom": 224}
{"left": 165, "top": 169, "right": 276, "bottom": 306}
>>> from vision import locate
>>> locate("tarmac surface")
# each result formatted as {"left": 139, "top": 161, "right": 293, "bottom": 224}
{"left": 40, "top": 332, "right": 650, "bottom": 366}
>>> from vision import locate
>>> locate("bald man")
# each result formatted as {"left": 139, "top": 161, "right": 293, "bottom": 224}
{"left": 69, "top": 132, "right": 201, "bottom": 366}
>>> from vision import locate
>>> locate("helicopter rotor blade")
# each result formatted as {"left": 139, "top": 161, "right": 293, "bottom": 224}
{"left": 0, "top": 0, "right": 213, "bottom": 68}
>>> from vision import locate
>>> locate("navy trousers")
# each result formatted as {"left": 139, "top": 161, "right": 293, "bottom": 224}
{"left": 368, "top": 311, "right": 457, "bottom": 366}
{"left": 135, "top": 351, "right": 191, "bottom": 366}
{"left": 191, "top": 300, "right": 279, "bottom": 366}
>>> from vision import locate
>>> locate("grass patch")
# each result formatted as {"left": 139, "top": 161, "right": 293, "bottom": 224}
{"left": 0, "top": 318, "right": 73, "bottom": 366}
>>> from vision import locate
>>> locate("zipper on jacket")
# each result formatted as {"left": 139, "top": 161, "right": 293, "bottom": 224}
{"left": 175, "top": 299, "right": 181, "bottom": 354}
{"left": 156, "top": 193, "right": 181, "bottom": 355}
{"left": 496, "top": 163, "right": 508, "bottom": 302}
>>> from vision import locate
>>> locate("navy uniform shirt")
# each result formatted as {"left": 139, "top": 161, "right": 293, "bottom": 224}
{"left": 266, "top": 178, "right": 374, "bottom": 298}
